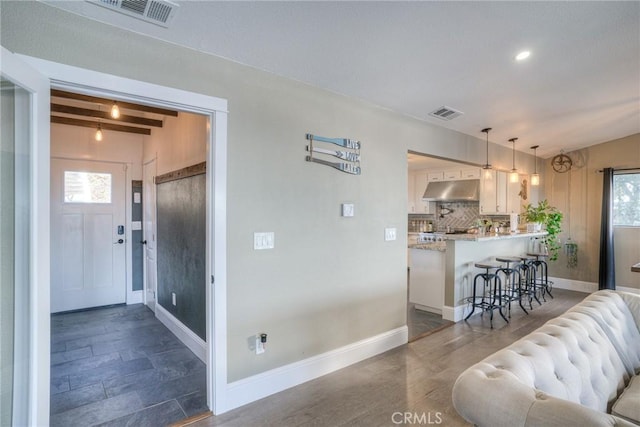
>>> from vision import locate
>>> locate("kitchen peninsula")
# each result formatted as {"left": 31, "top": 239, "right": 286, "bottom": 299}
{"left": 409, "top": 231, "right": 547, "bottom": 321}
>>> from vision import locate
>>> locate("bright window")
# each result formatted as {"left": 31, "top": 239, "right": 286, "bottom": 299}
{"left": 64, "top": 171, "right": 112, "bottom": 203}
{"left": 613, "top": 172, "right": 640, "bottom": 226}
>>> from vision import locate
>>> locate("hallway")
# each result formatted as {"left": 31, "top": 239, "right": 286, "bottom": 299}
{"left": 50, "top": 304, "right": 208, "bottom": 426}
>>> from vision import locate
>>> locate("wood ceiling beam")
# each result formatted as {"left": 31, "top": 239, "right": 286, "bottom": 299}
{"left": 51, "top": 89, "right": 179, "bottom": 117}
{"left": 51, "top": 116, "right": 151, "bottom": 135}
{"left": 51, "top": 104, "right": 163, "bottom": 128}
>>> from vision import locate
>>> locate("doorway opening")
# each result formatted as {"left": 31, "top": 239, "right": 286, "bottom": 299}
{"left": 18, "top": 53, "right": 228, "bottom": 419}
{"left": 48, "top": 90, "right": 212, "bottom": 423}
{"left": 407, "top": 152, "right": 463, "bottom": 341}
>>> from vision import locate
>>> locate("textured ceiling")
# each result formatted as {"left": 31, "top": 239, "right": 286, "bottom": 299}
{"left": 44, "top": 1, "right": 640, "bottom": 158}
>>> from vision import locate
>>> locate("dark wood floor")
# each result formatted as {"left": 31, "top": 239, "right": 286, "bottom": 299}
{"left": 190, "top": 289, "right": 588, "bottom": 427}
{"left": 50, "top": 304, "right": 208, "bottom": 426}
{"left": 408, "top": 304, "right": 454, "bottom": 341}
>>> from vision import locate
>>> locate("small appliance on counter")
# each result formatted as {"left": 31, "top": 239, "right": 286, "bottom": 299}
{"left": 509, "top": 213, "right": 519, "bottom": 233}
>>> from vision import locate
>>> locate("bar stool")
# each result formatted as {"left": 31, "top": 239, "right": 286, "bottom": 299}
{"left": 527, "top": 252, "right": 554, "bottom": 301}
{"left": 465, "top": 261, "right": 507, "bottom": 328}
{"left": 517, "top": 255, "right": 540, "bottom": 309}
{"left": 495, "top": 256, "right": 527, "bottom": 316}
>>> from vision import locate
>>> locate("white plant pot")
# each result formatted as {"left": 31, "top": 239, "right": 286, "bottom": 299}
{"left": 527, "top": 222, "right": 543, "bottom": 232}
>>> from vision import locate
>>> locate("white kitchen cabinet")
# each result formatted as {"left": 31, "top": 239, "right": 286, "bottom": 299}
{"left": 507, "top": 173, "right": 525, "bottom": 213}
{"left": 480, "top": 170, "right": 496, "bottom": 214}
{"left": 409, "top": 248, "right": 445, "bottom": 313}
{"left": 414, "top": 171, "right": 436, "bottom": 214}
{"left": 444, "top": 169, "right": 461, "bottom": 180}
{"left": 408, "top": 170, "right": 416, "bottom": 213}
{"left": 480, "top": 170, "right": 507, "bottom": 214}
{"left": 496, "top": 171, "right": 507, "bottom": 213}
{"left": 461, "top": 168, "right": 481, "bottom": 179}
{"left": 427, "top": 172, "right": 444, "bottom": 182}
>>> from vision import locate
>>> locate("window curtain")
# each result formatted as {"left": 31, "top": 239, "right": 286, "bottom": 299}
{"left": 598, "top": 167, "right": 615, "bottom": 290}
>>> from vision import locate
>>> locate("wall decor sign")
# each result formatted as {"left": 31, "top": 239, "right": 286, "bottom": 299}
{"left": 305, "top": 133, "right": 361, "bottom": 175}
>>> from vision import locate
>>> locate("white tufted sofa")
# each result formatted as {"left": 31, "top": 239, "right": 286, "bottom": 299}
{"left": 452, "top": 290, "right": 640, "bottom": 427}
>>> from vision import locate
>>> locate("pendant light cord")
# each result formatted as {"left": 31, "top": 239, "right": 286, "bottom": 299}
{"left": 481, "top": 128, "right": 492, "bottom": 169}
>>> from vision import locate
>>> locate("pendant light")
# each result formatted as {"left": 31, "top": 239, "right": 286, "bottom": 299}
{"left": 530, "top": 145, "right": 540, "bottom": 186}
{"left": 481, "top": 127, "right": 492, "bottom": 179}
{"left": 110, "top": 101, "right": 120, "bottom": 119}
{"left": 509, "top": 137, "right": 519, "bottom": 183}
{"left": 95, "top": 123, "right": 103, "bottom": 141}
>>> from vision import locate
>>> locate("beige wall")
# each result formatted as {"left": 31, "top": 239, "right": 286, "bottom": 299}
{"left": 143, "top": 112, "right": 207, "bottom": 175}
{"left": 2, "top": 1, "right": 544, "bottom": 383}
{"left": 544, "top": 133, "right": 640, "bottom": 289}
{"left": 51, "top": 124, "right": 144, "bottom": 179}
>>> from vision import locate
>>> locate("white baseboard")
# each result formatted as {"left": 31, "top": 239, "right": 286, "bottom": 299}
{"left": 543, "top": 277, "right": 639, "bottom": 295}
{"left": 549, "top": 277, "right": 598, "bottom": 293}
{"left": 442, "top": 304, "right": 466, "bottom": 322}
{"left": 224, "top": 326, "right": 408, "bottom": 413}
{"left": 155, "top": 304, "right": 206, "bottom": 362}
{"left": 127, "top": 290, "right": 143, "bottom": 305}
{"left": 414, "top": 303, "right": 442, "bottom": 315}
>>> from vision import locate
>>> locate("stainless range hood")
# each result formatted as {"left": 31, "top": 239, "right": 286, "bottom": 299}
{"left": 422, "top": 179, "right": 480, "bottom": 201}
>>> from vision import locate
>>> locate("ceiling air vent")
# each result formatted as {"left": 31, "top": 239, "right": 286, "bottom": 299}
{"left": 428, "top": 106, "right": 464, "bottom": 121}
{"left": 87, "top": 0, "right": 179, "bottom": 28}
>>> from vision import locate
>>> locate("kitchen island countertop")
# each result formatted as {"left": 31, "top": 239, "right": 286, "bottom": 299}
{"left": 441, "top": 231, "right": 547, "bottom": 242}
{"left": 408, "top": 231, "right": 548, "bottom": 250}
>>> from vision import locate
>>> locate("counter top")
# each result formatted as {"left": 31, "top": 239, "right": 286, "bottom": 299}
{"left": 409, "top": 231, "right": 547, "bottom": 250}
{"left": 443, "top": 231, "right": 548, "bottom": 242}
{"left": 632, "top": 262, "right": 640, "bottom": 273}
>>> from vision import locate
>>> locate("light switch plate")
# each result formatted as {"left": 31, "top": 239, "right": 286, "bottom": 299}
{"left": 254, "top": 232, "right": 275, "bottom": 250}
{"left": 385, "top": 227, "right": 397, "bottom": 241}
{"left": 341, "top": 203, "right": 355, "bottom": 217}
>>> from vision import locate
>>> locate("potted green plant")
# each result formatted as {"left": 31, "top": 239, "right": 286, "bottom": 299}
{"left": 523, "top": 199, "right": 564, "bottom": 261}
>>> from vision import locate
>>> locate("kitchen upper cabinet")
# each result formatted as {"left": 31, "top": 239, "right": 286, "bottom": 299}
{"left": 496, "top": 171, "right": 507, "bottom": 213}
{"left": 461, "top": 168, "right": 481, "bottom": 179}
{"left": 408, "top": 171, "right": 416, "bottom": 213}
{"left": 427, "top": 172, "right": 444, "bottom": 182}
{"left": 413, "top": 171, "right": 436, "bottom": 214}
{"left": 507, "top": 174, "right": 525, "bottom": 214}
{"left": 480, "top": 170, "right": 507, "bottom": 214}
{"left": 444, "top": 170, "right": 461, "bottom": 180}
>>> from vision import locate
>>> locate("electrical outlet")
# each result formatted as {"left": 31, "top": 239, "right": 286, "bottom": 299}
{"left": 172, "top": 292, "right": 176, "bottom": 306}
{"left": 255, "top": 336, "right": 265, "bottom": 354}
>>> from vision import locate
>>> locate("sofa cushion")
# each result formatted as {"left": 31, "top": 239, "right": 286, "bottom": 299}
{"left": 568, "top": 290, "right": 640, "bottom": 375}
{"left": 517, "top": 313, "right": 629, "bottom": 411}
{"left": 612, "top": 375, "right": 640, "bottom": 424}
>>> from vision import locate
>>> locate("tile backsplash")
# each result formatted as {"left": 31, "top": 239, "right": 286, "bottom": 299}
{"left": 433, "top": 202, "right": 479, "bottom": 231}
{"left": 409, "top": 202, "right": 510, "bottom": 233}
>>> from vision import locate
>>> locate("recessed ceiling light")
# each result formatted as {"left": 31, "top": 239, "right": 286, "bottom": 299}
{"left": 515, "top": 50, "right": 531, "bottom": 61}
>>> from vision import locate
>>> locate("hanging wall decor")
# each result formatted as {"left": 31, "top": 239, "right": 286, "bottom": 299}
{"left": 305, "top": 133, "right": 361, "bottom": 175}
{"left": 565, "top": 238, "right": 578, "bottom": 268}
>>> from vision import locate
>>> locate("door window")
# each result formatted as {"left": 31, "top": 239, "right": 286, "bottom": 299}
{"left": 64, "top": 171, "right": 112, "bottom": 203}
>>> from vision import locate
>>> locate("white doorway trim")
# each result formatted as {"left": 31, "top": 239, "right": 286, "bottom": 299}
{"left": 18, "top": 55, "right": 229, "bottom": 415}
{"left": 142, "top": 157, "right": 157, "bottom": 312}
{"left": 1, "top": 46, "right": 51, "bottom": 427}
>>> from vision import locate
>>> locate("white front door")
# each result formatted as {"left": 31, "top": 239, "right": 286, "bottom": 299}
{"left": 143, "top": 158, "right": 157, "bottom": 311}
{"left": 50, "top": 158, "right": 127, "bottom": 312}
